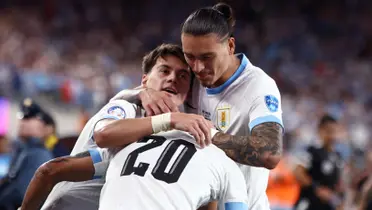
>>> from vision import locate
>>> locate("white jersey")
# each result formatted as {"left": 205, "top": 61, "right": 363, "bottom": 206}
{"left": 189, "top": 54, "right": 284, "bottom": 209}
{"left": 115, "top": 54, "right": 284, "bottom": 210}
{"left": 42, "top": 99, "right": 141, "bottom": 210}
{"left": 90, "top": 130, "right": 248, "bottom": 210}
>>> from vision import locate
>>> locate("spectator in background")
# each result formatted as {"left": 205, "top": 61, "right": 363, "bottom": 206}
{"left": 0, "top": 98, "right": 54, "bottom": 210}
{"left": 40, "top": 111, "right": 68, "bottom": 158}
{"left": 292, "top": 115, "right": 344, "bottom": 210}
{"left": 267, "top": 155, "right": 300, "bottom": 210}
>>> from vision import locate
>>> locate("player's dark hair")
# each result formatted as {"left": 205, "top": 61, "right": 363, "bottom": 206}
{"left": 318, "top": 114, "right": 337, "bottom": 129}
{"left": 181, "top": 3, "right": 236, "bottom": 41}
{"left": 142, "top": 44, "right": 188, "bottom": 74}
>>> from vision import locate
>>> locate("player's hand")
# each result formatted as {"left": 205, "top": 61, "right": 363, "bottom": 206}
{"left": 139, "top": 88, "right": 179, "bottom": 116}
{"left": 170, "top": 113, "right": 214, "bottom": 148}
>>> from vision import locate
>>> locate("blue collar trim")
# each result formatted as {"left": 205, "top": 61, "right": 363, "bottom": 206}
{"left": 206, "top": 53, "right": 248, "bottom": 95}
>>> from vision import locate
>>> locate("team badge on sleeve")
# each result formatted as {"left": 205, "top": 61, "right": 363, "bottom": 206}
{"left": 107, "top": 106, "right": 126, "bottom": 119}
{"left": 264, "top": 95, "right": 279, "bottom": 112}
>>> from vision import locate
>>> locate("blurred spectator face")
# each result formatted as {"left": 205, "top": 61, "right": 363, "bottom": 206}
{"left": 141, "top": 55, "right": 192, "bottom": 107}
{"left": 18, "top": 118, "right": 49, "bottom": 140}
{"left": 182, "top": 33, "right": 233, "bottom": 88}
{"left": 319, "top": 122, "right": 339, "bottom": 145}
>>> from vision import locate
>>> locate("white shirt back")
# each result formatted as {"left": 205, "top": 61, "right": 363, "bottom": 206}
{"left": 96, "top": 130, "right": 248, "bottom": 210}
{"left": 189, "top": 54, "right": 284, "bottom": 210}
{"left": 41, "top": 99, "right": 140, "bottom": 210}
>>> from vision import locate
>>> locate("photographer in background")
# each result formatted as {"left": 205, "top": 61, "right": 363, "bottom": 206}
{"left": 292, "top": 115, "right": 344, "bottom": 210}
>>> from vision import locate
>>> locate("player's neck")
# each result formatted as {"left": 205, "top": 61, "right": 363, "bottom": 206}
{"left": 214, "top": 56, "right": 241, "bottom": 87}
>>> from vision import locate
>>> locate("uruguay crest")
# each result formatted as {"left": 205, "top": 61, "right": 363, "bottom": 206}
{"left": 217, "top": 107, "right": 230, "bottom": 131}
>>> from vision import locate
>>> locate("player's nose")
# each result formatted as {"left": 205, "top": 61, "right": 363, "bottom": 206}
{"left": 192, "top": 60, "right": 205, "bottom": 73}
{"left": 166, "top": 71, "right": 178, "bottom": 84}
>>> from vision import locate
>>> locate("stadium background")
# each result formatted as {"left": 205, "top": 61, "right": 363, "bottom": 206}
{"left": 0, "top": 0, "right": 371, "bottom": 209}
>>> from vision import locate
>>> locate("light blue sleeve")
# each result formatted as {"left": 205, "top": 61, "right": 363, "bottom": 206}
{"left": 88, "top": 148, "right": 110, "bottom": 179}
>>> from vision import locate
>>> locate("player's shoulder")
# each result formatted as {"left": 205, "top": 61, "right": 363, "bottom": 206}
{"left": 240, "top": 58, "right": 278, "bottom": 94}
{"left": 241, "top": 56, "right": 275, "bottom": 83}
{"left": 101, "top": 96, "right": 139, "bottom": 119}
{"left": 247, "top": 67, "right": 277, "bottom": 90}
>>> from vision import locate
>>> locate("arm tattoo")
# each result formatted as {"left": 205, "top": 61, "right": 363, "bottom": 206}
{"left": 73, "top": 151, "right": 91, "bottom": 158}
{"left": 44, "top": 151, "right": 91, "bottom": 165}
{"left": 212, "top": 122, "right": 283, "bottom": 168}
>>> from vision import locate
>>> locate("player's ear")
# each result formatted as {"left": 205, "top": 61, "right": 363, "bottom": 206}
{"left": 141, "top": 74, "right": 148, "bottom": 87}
{"left": 227, "top": 37, "right": 235, "bottom": 55}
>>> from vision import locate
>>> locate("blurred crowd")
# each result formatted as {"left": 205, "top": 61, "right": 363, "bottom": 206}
{"left": 0, "top": 0, "right": 372, "bottom": 209}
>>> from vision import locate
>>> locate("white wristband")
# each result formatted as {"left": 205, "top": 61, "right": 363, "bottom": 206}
{"left": 151, "top": 113, "right": 171, "bottom": 133}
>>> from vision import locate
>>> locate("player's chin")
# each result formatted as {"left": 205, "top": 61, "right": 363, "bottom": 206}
{"left": 199, "top": 79, "right": 214, "bottom": 88}
{"left": 171, "top": 95, "right": 186, "bottom": 107}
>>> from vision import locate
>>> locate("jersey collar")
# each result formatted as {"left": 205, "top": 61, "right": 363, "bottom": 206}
{"left": 206, "top": 53, "right": 248, "bottom": 95}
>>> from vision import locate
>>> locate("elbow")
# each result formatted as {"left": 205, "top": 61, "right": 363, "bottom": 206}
{"left": 35, "top": 161, "right": 59, "bottom": 184}
{"left": 264, "top": 154, "right": 282, "bottom": 170}
{"left": 93, "top": 129, "right": 110, "bottom": 148}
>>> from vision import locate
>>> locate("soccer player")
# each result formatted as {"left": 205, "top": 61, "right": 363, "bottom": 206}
{"left": 293, "top": 115, "right": 344, "bottom": 210}
{"left": 40, "top": 44, "right": 213, "bottom": 210}
{"left": 115, "top": 3, "right": 284, "bottom": 209}
{"left": 21, "top": 129, "right": 248, "bottom": 210}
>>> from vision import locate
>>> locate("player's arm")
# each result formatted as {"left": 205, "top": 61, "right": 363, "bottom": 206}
{"left": 94, "top": 116, "right": 154, "bottom": 148}
{"left": 212, "top": 79, "right": 283, "bottom": 169}
{"left": 20, "top": 151, "right": 99, "bottom": 210}
{"left": 94, "top": 98, "right": 213, "bottom": 148}
{"left": 212, "top": 123, "right": 282, "bottom": 169}
{"left": 89, "top": 99, "right": 143, "bottom": 148}
{"left": 110, "top": 87, "right": 179, "bottom": 115}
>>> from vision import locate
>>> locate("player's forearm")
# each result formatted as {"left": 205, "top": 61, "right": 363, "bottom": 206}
{"left": 21, "top": 165, "right": 56, "bottom": 210}
{"left": 22, "top": 153, "right": 95, "bottom": 210}
{"left": 212, "top": 122, "right": 283, "bottom": 169}
{"left": 94, "top": 117, "right": 153, "bottom": 148}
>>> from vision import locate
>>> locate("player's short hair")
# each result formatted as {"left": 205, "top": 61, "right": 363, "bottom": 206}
{"left": 142, "top": 44, "right": 188, "bottom": 74}
{"left": 318, "top": 114, "right": 337, "bottom": 128}
{"left": 181, "top": 3, "right": 236, "bottom": 41}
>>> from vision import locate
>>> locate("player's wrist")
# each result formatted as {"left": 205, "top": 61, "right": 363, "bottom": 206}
{"left": 151, "top": 113, "right": 171, "bottom": 133}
